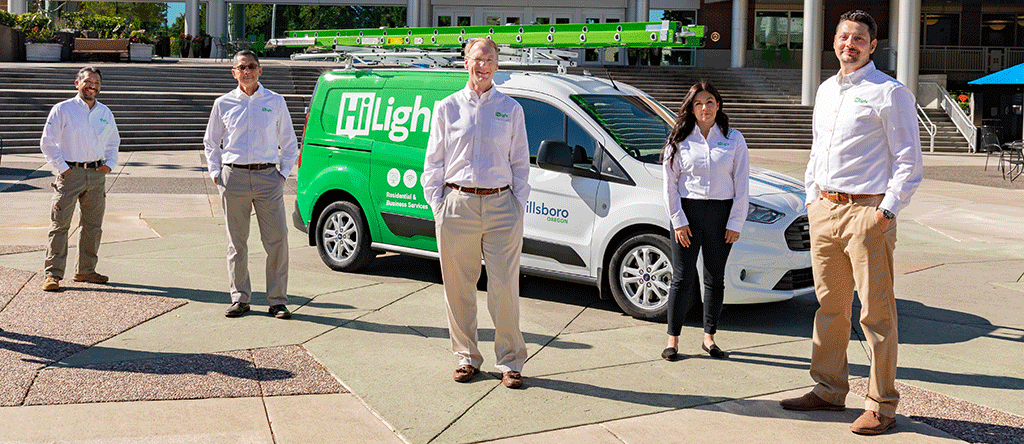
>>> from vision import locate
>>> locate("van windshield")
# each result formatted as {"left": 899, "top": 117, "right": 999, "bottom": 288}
{"left": 571, "top": 94, "right": 675, "bottom": 164}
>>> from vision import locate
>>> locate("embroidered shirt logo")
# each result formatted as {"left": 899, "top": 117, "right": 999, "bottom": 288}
{"left": 262, "top": 107, "right": 273, "bottom": 112}
{"left": 853, "top": 97, "right": 868, "bottom": 104}
{"left": 717, "top": 142, "right": 730, "bottom": 147}
{"left": 495, "top": 111, "right": 509, "bottom": 119}
{"left": 98, "top": 118, "right": 108, "bottom": 123}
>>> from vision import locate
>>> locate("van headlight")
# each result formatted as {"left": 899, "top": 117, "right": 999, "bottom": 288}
{"left": 747, "top": 203, "right": 785, "bottom": 224}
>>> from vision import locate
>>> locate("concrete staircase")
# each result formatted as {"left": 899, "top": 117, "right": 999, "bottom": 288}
{"left": 0, "top": 62, "right": 971, "bottom": 155}
{"left": 0, "top": 62, "right": 317, "bottom": 154}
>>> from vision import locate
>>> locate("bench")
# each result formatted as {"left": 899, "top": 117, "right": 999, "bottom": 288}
{"left": 73, "top": 38, "right": 129, "bottom": 61}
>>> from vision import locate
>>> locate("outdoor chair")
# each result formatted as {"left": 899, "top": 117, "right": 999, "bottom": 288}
{"left": 1000, "top": 140, "right": 1024, "bottom": 182}
{"left": 982, "top": 130, "right": 1002, "bottom": 171}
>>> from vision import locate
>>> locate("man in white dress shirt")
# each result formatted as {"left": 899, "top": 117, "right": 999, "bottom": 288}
{"left": 780, "top": 10, "right": 923, "bottom": 436}
{"left": 204, "top": 50, "right": 298, "bottom": 319}
{"left": 422, "top": 38, "right": 531, "bottom": 389}
{"left": 39, "top": 66, "right": 120, "bottom": 292}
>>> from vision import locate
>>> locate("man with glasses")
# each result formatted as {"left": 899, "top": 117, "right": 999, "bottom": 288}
{"left": 422, "top": 38, "right": 531, "bottom": 388}
{"left": 39, "top": 66, "right": 120, "bottom": 292}
{"left": 204, "top": 50, "right": 298, "bottom": 319}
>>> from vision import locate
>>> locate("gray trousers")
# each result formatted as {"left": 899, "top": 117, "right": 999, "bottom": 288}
{"left": 435, "top": 187, "right": 527, "bottom": 373}
{"left": 217, "top": 166, "right": 289, "bottom": 306}
{"left": 45, "top": 166, "right": 106, "bottom": 279}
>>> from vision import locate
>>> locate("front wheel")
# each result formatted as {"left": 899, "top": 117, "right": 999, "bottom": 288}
{"left": 607, "top": 233, "right": 673, "bottom": 321}
{"left": 315, "top": 201, "right": 373, "bottom": 271}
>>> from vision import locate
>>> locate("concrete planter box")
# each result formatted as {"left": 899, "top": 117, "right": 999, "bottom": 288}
{"left": 25, "top": 42, "right": 62, "bottom": 62}
{"left": 130, "top": 43, "right": 153, "bottom": 61}
{"left": 0, "top": 25, "right": 22, "bottom": 61}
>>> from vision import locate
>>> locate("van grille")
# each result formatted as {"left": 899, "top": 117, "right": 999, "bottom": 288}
{"left": 785, "top": 215, "right": 810, "bottom": 251}
{"left": 772, "top": 267, "right": 814, "bottom": 291}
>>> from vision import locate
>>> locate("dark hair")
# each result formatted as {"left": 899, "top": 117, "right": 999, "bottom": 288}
{"left": 234, "top": 49, "right": 260, "bottom": 65}
{"left": 76, "top": 66, "right": 101, "bottom": 82}
{"left": 662, "top": 81, "right": 729, "bottom": 166}
{"left": 838, "top": 10, "right": 877, "bottom": 41}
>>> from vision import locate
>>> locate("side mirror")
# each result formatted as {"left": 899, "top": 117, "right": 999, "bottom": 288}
{"left": 536, "top": 140, "right": 574, "bottom": 174}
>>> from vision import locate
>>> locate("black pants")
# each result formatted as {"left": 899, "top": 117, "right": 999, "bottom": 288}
{"left": 666, "top": 198, "right": 734, "bottom": 336}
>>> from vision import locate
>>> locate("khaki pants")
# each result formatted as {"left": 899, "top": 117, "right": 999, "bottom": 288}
{"left": 45, "top": 167, "right": 106, "bottom": 279}
{"left": 807, "top": 194, "right": 899, "bottom": 417}
{"left": 435, "top": 187, "right": 527, "bottom": 373}
{"left": 218, "top": 166, "right": 289, "bottom": 306}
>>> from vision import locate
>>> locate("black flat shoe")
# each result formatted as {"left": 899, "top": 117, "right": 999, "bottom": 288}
{"left": 702, "top": 343, "right": 726, "bottom": 359}
{"left": 661, "top": 347, "right": 679, "bottom": 361}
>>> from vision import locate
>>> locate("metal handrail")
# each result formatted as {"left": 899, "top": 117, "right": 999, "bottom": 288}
{"left": 920, "top": 81, "right": 977, "bottom": 153}
{"left": 917, "top": 103, "right": 936, "bottom": 153}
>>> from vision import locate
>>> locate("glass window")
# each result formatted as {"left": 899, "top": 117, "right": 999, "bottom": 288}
{"left": 487, "top": 16, "right": 500, "bottom": 26}
{"left": 571, "top": 94, "right": 674, "bottom": 164}
{"left": 513, "top": 98, "right": 566, "bottom": 163}
{"left": 437, "top": 16, "right": 452, "bottom": 27}
{"left": 755, "top": 10, "right": 803, "bottom": 49}
{"left": 923, "top": 14, "right": 959, "bottom": 46}
{"left": 535, "top": 17, "right": 550, "bottom": 25}
{"left": 556, "top": 18, "right": 570, "bottom": 25}
{"left": 982, "top": 14, "right": 1014, "bottom": 46}
{"left": 458, "top": 16, "right": 471, "bottom": 26}
{"left": 506, "top": 17, "right": 520, "bottom": 25}
{"left": 567, "top": 118, "right": 596, "bottom": 166}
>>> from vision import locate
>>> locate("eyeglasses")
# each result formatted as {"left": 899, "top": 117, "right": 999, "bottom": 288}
{"left": 233, "top": 64, "right": 259, "bottom": 71}
{"left": 467, "top": 57, "right": 497, "bottom": 65}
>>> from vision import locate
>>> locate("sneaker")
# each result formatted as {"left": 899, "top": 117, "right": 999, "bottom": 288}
{"left": 43, "top": 276, "right": 60, "bottom": 292}
{"left": 269, "top": 304, "right": 291, "bottom": 319}
{"left": 73, "top": 272, "right": 109, "bottom": 284}
{"left": 225, "top": 302, "right": 251, "bottom": 317}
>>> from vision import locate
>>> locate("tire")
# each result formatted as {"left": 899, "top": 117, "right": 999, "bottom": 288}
{"left": 315, "top": 201, "right": 373, "bottom": 272}
{"left": 607, "top": 233, "right": 673, "bottom": 321}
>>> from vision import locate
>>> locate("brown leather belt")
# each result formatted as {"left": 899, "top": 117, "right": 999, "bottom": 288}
{"left": 446, "top": 183, "right": 510, "bottom": 196}
{"left": 67, "top": 160, "right": 104, "bottom": 169}
{"left": 227, "top": 163, "right": 276, "bottom": 170}
{"left": 820, "top": 190, "right": 884, "bottom": 203}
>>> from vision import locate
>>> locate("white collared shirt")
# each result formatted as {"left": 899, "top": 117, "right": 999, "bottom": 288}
{"left": 39, "top": 95, "right": 120, "bottom": 173}
{"left": 422, "top": 85, "right": 531, "bottom": 210}
{"left": 805, "top": 61, "right": 923, "bottom": 215}
{"left": 662, "top": 124, "right": 750, "bottom": 232}
{"left": 203, "top": 84, "right": 299, "bottom": 179}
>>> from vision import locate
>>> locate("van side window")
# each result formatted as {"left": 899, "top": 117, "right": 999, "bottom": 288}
{"left": 514, "top": 97, "right": 596, "bottom": 167}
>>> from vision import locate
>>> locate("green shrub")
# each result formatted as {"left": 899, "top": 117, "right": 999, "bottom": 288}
{"left": 0, "top": 10, "right": 17, "bottom": 28}
{"left": 17, "top": 12, "right": 52, "bottom": 31}
{"left": 66, "top": 11, "right": 132, "bottom": 39}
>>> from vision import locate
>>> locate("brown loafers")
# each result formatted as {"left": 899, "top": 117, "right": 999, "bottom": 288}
{"left": 850, "top": 410, "right": 896, "bottom": 435}
{"left": 779, "top": 391, "right": 845, "bottom": 411}
{"left": 453, "top": 365, "right": 478, "bottom": 383}
{"left": 73, "top": 272, "right": 109, "bottom": 284}
{"left": 502, "top": 371, "right": 523, "bottom": 389}
{"left": 43, "top": 276, "right": 60, "bottom": 292}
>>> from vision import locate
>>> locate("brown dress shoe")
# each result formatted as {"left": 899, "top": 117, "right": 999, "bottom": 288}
{"left": 779, "top": 391, "right": 845, "bottom": 411}
{"left": 850, "top": 411, "right": 896, "bottom": 435}
{"left": 73, "top": 273, "right": 109, "bottom": 284}
{"left": 43, "top": 276, "right": 60, "bottom": 292}
{"left": 453, "top": 365, "right": 478, "bottom": 383}
{"left": 502, "top": 371, "right": 523, "bottom": 389}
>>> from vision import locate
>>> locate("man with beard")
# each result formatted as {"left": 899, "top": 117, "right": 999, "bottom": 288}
{"left": 39, "top": 66, "right": 120, "bottom": 292}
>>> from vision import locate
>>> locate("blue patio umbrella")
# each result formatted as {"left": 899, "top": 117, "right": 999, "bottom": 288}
{"left": 970, "top": 63, "right": 1024, "bottom": 142}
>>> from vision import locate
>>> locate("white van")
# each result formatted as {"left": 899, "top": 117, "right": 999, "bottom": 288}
{"left": 294, "top": 68, "right": 814, "bottom": 321}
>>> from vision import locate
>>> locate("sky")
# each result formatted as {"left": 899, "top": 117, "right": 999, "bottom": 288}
{"left": 167, "top": 2, "right": 185, "bottom": 23}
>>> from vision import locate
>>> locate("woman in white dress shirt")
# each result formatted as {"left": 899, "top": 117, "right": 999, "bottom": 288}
{"left": 661, "top": 81, "right": 749, "bottom": 361}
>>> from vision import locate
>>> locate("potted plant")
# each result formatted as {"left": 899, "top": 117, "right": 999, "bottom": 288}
{"left": 23, "top": 14, "right": 61, "bottom": 62}
{"left": 178, "top": 33, "right": 191, "bottom": 57}
{"left": 128, "top": 29, "right": 154, "bottom": 61}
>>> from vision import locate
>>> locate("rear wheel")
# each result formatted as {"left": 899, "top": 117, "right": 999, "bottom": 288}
{"left": 607, "top": 233, "right": 673, "bottom": 321}
{"left": 315, "top": 201, "right": 373, "bottom": 271}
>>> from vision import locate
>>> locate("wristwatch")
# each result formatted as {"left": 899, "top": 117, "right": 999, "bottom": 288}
{"left": 880, "top": 209, "right": 895, "bottom": 220}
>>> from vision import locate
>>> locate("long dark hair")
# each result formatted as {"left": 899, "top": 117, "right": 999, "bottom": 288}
{"left": 662, "top": 81, "right": 729, "bottom": 165}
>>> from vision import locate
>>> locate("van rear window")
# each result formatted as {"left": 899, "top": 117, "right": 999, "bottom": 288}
{"left": 571, "top": 95, "right": 674, "bottom": 164}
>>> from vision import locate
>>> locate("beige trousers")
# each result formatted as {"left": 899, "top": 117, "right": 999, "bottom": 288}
{"left": 435, "top": 187, "right": 527, "bottom": 373}
{"left": 807, "top": 194, "right": 899, "bottom": 417}
{"left": 45, "top": 166, "right": 106, "bottom": 279}
{"left": 218, "top": 166, "right": 289, "bottom": 306}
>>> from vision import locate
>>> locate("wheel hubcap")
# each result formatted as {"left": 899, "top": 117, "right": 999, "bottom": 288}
{"left": 618, "top": 245, "right": 672, "bottom": 311}
{"left": 323, "top": 211, "right": 357, "bottom": 261}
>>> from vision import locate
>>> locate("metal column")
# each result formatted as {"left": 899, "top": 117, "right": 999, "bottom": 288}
{"left": 185, "top": 0, "right": 200, "bottom": 38}
{"left": 896, "top": 0, "right": 921, "bottom": 96}
{"left": 888, "top": 0, "right": 898, "bottom": 71}
{"left": 801, "top": 0, "right": 823, "bottom": 105}
{"left": 8, "top": 0, "right": 26, "bottom": 14}
{"left": 731, "top": 0, "right": 747, "bottom": 68}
